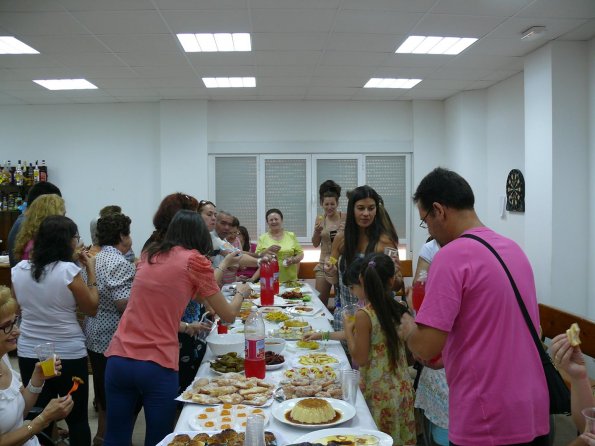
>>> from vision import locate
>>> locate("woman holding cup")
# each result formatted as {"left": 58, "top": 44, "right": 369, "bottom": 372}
{"left": 0, "top": 286, "right": 74, "bottom": 445}
{"left": 11, "top": 215, "right": 98, "bottom": 446}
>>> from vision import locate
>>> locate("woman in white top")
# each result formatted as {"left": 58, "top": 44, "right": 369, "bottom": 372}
{"left": 0, "top": 285, "right": 73, "bottom": 446}
{"left": 12, "top": 215, "right": 98, "bottom": 446}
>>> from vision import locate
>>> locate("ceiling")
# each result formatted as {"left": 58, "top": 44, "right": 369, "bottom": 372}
{"left": 0, "top": 0, "right": 594, "bottom": 105}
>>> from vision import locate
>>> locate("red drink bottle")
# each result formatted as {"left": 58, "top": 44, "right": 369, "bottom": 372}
{"left": 260, "top": 260, "right": 274, "bottom": 306}
{"left": 271, "top": 255, "right": 279, "bottom": 295}
{"left": 244, "top": 307, "right": 266, "bottom": 379}
{"left": 412, "top": 270, "right": 427, "bottom": 312}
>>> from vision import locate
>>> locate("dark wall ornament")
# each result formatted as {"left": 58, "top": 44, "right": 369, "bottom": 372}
{"left": 506, "top": 169, "right": 525, "bottom": 212}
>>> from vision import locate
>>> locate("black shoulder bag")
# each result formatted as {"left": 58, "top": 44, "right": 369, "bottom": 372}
{"left": 461, "top": 233, "right": 570, "bottom": 414}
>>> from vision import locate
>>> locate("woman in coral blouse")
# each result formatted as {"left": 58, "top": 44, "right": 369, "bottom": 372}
{"left": 103, "top": 210, "right": 246, "bottom": 446}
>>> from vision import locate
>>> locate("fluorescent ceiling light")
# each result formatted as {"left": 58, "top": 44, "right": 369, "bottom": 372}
{"left": 396, "top": 36, "right": 477, "bottom": 55}
{"left": 364, "top": 78, "right": 421, "bottom": 89}
{"left": 0, "top": 36, "right": 39, "bottom": 54}
{"left": 33, "top": 79, "right": 98, "bottom": 90}
{"left": 202, "top": 77, "right": 256, "bottom": 88}
{"left": 177, "top": 33, "right": 251, "bottom": 52}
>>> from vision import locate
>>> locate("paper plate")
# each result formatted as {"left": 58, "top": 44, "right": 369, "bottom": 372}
{"left": 293, "top": 428, "right": 393, "bottom": 446}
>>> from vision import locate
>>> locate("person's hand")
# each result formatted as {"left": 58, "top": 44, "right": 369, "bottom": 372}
{"left": 550, "top": 333, "right": 587, "bottom": 380}
{"left": 323, "top": 259, "right": 337, "bottom": 274}
{"left": 581, "top": 433, "right": 595, "bottom": 445}
{"left": 42, "top": 395, "right": 74, "bottom": 423}
{"left": 397, "top": 312, "right": 416, "bottom": 342}
{"left": 267, "top": 245, "right": 281, "bottom": 254}
{"left": 77, "top": 250, "right": 94, "bottom": 269}
{"left": 302, "top": 331, "right": 322, "bottom": 341}
{"left": 236, "top": 283, "right": 251, "bottom": 298}
{"left": 221, "top": 251, "right": 242, "bottom": 270}
{"left": 237, "top": 275, "right": 251, "bottom": 282}
{"left": 314, "top": 217, "right": 323, "bottom": 234}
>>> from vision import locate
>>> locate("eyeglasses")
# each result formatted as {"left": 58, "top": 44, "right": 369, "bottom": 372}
{"left": 0, "top": 317, "right": 19, "bottom": 335}
{"left": 419, "top": 209, "right": 432, "bottom": 229}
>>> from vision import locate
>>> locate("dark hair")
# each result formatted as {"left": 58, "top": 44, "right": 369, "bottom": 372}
{"left": 99, "top": 205, "right": 122, "bottom": 218}
{"left": 347, "top": 253, "right": 408, "bottom": 370}
{"left": 231, "top": 217, "right": 240, "bottom": 228}
{"left": 342, "top": 185, "right": 398, "bottom": 269}
{"left": 198, "top": 200, "right": 215, "bottom": 213}
{"left": 26, "top": 181, "right": 61, "bottom": 205}
{"left": 146, "top": 210, "right": 212, "bottom": 264}
{"left": 265, "top": 208, "right": 283, "bottom": 221}
{"left": 97, "top": 213, "right": 131, "bottom": 247}
{"left": 31, "top": 215, "right": 78, "bottom": 282}
{"left": 413, "top": 167, "right": 475, "bottom": 212}
{"left": 238, "top": 226, "right": 251, "bottom": 251}
{"left": 319, "top": 180, "right": 341, "bottom": 205}
{"left": 150, "top": 193, "right": 199, "bottom": 245}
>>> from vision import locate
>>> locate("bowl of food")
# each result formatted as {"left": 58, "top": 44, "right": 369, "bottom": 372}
{"left": 206, "top": 333, "right": 245, "bottom": 356}
{"left": 265, "top": 337, "right": 286, "bottom": 355}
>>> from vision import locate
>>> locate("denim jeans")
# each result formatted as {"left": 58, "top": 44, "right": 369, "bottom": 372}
{"left": 104, "top": 356, "right": 178, "bottom": 446}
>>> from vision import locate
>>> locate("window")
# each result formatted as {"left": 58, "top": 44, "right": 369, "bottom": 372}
{"left": 210, "top": 154, "right": 411, "bottom": 248}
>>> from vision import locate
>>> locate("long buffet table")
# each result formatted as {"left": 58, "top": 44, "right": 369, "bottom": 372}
{"left": 174, "top": 282, "right": 378, "bottom": 445}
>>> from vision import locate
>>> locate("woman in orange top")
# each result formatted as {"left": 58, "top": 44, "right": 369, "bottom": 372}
{"left": 104, "top": 210, "right": 246, "bottom": 446}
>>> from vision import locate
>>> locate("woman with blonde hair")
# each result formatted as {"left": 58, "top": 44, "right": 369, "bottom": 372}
{"left": 13, "top": 194, "right": 66, "bottom": 262}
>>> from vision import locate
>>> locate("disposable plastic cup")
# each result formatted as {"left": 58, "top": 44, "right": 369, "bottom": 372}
{"left": 583, "top": 407, "right": 595, "bottom": 434}
{"left": 342, "top": 304, "right": 358, "bottom": 324}
{"left": 34, "top": 342, "right": 57, "bottom": 378}
{"left": 340, "top": 368, "right": 360, "bottom": 406}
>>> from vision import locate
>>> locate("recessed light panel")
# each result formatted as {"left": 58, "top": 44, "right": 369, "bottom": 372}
{"left": 0, "top": 36, "right": 39, "bottom": 54}
{"left": 396, "top": 36, "right": 477, "bottom": 55}
{"left": 33, "top": 79, "right": 98, "bottom": 90}
{"left": 202, "top": 77, "right": 256, "bottom": 88}
{"left": 364, "top": 78, "right": 421, "bottom": 89}
{"left": 177, "top": 33, "right": 251, "bottom": 52}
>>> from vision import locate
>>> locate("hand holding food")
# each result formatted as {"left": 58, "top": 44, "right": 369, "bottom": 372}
{"left": 550, "top": 331, "right": 587, "bottom": 381}
{"left": 42, "top": 395, "right": 74, "bottom": 423}
{"left": 566, "top": 322, "right": 581, "bottom": 346}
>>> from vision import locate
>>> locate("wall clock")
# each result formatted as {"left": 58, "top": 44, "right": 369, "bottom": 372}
{"left": 506, "top": 169, "right": 525, "bottom": 212}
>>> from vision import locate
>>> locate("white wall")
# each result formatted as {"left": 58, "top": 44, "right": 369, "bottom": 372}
{"left": 0, "top": 103, "right": 161, "bottom": 250}
{"left": 589, "top": 37, "right": 595, "bottom": 321}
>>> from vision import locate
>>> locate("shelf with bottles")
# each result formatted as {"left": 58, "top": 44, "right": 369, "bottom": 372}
{"left": 0, "top": 159, "right": 49, "bottom": 213}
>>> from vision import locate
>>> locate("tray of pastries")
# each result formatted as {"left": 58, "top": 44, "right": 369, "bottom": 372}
{"left": 158, "top": 428, "right": 282, "bottom": 446}
{"left": 178, "top": 373, "right": 276, "bottom": 407}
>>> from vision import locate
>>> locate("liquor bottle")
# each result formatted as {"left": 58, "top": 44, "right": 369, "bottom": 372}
{"left": 271, "top": 255, "right": 279, "bottom": 295}
{"left": 39, "top": 160, "right": 47, "bottom": 182}
{"left": 26, "top": 162, "right": 34, "bottom": 186}
{"left": 244, "top": 307, "right": 265, "bottom": 379}
{"left": 6, "top": 161, "right": 13, "bottom": 184}
{"left": 33, "top": 161, "right": 40, "bottom": 184}
{"left": 259, "top": 259, "right": 274, "bottom": 306}
{"left": 14, "top": 160, "right": 24, "bottom": 186}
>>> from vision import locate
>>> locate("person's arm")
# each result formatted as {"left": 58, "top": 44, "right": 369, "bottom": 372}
{"left": 214, "top": 251, "right": 242, "bottom": 285}
{"left": 68, "top": 254, "right": 99, "bottom": 316}
{"left": 311, "top": 216, "right": 323, "bottom": 247}
{"left": 322, "top": 232, "right": 343, "bottom": 284}
{"left": 407, "top": 257, "right": 431, "bottom": 308}
{"left": 19, "top": 362, "right": 46, "bottom": 415}
{"left": 197, "top": 290, "right": 245, "bottom": 323}
{"left": 376, "top": 235, "right": 403, "bottom": 291}
{"left": 398, "top": 312, "right": 448, "bottom": 361}
{"left": 550, "top": 334, "right": 594, "bottom": 432}
{"left": 303, "top": 330, "right": 345, "bottom": 342}
{"left": 344, "top": 309, "right": 371, "bottom": 366}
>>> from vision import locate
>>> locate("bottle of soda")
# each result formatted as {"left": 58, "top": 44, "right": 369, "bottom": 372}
{"left": 412, "top": 269, "right": 427, "bottom": 312}
{"left": 244, "top": 307, "right": 265, "bottom": 379}
{"left": 333, "top": 298, "right": 343, "bottom": 331}
{"left": 259, "top": 259, "right": 274, "bottom": 306}
{"left": 216, "top": 319, "right": 228, "bottom": 334}
{"left": 271, "top": 255, "right": 279, "bottom": 295}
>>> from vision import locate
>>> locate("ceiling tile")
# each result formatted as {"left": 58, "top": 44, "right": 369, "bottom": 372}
{"left": 432, "top": 0, "right": 532, "bottom": 16}
{"left": 251, "top": 9, "right": 337, "bottom": 33}
{"left": 23, "top": 35, "right": 108, "bottom": 54}
{"left": 186, "top": 53, "right": 255, "bottom": 67}
{"left": 60, "top": 0, "right": 155, "bottom": 11}
{"left": 72, "top": 11, "right": 169, "bottom": 35}
{"left": 250, "top": 0, "right": 341, "bottom": 8}
{"left": 0, "top": 12, "right": 88, "bottom": 35}
{"left": 341, "top": 0, "right": 436, "bottom": 13}
{"left": 489, "top": 17, "right": 590, "bottom": 39}
{"left": 0, "top": 54, "right": 62, "bottom": 69}
{"left": 257, "top": 76, "right": 310, "bottom": 87}
{"left": 160, "top": 10, "right": 252, "bottom": 33}
{"left": 116, "top": 52, "right": 189, "bottom": 67}
{"left": 0, "top": 1, "right": 63, "bottom": 12}
{"left": 412, "top": 13, "right": 506, "bottom": 37}
{"left": 252, "top": 33, "right": 328, "bottom": 51}
{"left": 153, "top": 0, "right": 249, "bottom": 9}
{"left": 559, "top": 18, "right": 595, "bottom": 40}
{"left": 255, "top": 50, "right": 322, "bottom": 66}
{"left": 334, "top": 10, "right": 423, "bottom": 34}
{"left": 320, "top": 51, "right": 390, "bottom": 66}
{"left": 517, "top": 0, "right": 595, "bottom": 19}
{"left": 326, "top": 33, "right": 402, "bottom": 52}
{"left": 97, "top": 34, "right": 179, "bottom": 53}
{"left": 50, "top": 52, "right": 127, "bottom": 67}
{"left": 257, "top": 65, "right": 316, "bottom": 77}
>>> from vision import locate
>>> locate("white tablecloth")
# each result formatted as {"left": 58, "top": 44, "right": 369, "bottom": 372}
{"left": 174, "top": 283, "right": 378, "bottom": 445}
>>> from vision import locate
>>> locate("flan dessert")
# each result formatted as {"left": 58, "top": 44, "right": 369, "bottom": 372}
{"left": 289, "top": 398, "right": 336, "bottom": 424}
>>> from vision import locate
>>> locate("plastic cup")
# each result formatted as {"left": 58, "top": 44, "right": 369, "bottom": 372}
{"left": 340, "top": 368, "right": 360, "bottom": 406}
{"left": 384, "top": 247, "right": 399, "bottom": 261}
{"left": 583, "top": 407, "right": 595, "bottom": 434}
{"left": 342, "top": 304, "right": 358, "bottom": 324}
{"left": 34, "top": 342, "right": 57, "bottom": 378}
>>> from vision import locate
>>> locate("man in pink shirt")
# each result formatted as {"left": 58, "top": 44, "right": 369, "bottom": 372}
{"left": 399, "top": 168, "right": 549, "bottom": 446}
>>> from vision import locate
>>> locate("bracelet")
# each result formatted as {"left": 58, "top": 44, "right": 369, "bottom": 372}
{"left": 25, "top": 421, "right": 34, "bottom": 436}
{"left": 328, "top": 256, "right": 338, "bottom": 266}
{"left": 26, "top": 381, "right": 44, "bottom": 394}
{"left": 322, "top": 331, "right": 330, "bottom": 341}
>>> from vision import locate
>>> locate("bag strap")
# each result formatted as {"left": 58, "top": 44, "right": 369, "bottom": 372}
{"left": 460, "top": 234, "right": 548, "bottom": 361}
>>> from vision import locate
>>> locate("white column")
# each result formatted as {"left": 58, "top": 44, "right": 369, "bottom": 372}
{"left": 524, "top": 42, "right": 589, "bottom": 313}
